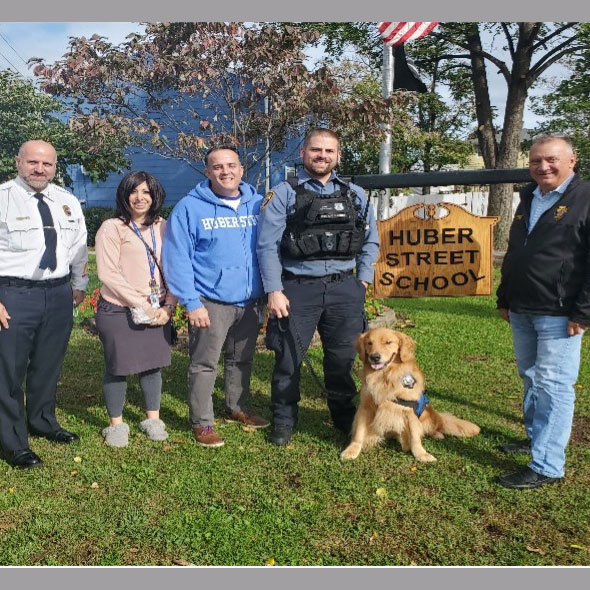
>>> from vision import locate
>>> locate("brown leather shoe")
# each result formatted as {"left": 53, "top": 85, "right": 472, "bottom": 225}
{"left": 226, "top": 410, "right": 270, "bottom": 429}
{"left": 193, "top": 425, "right": 224, "bottom": 448}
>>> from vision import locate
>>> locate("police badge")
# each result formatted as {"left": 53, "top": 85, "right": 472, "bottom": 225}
{"left": 554, "top": 206, "right": 568, "bottom": 221}
{"left": 62, "top": 205, "right": 72, "bottom": 217}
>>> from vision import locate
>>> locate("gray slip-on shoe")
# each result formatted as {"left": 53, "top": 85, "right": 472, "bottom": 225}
{"left": 102, "top": 422, "right": 130, "bottom": 447}
{"left": 139, "top": 418, "right": 169, "bottom": 442}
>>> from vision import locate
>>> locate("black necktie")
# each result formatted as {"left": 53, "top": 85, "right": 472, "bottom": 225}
{"left": 34, "top": 192, "right": 57, "bottom": 271}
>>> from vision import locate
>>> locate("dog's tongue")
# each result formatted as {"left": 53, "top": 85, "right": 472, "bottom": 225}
{"left": 371, "top": 362, "right": 385, "bottom": 370}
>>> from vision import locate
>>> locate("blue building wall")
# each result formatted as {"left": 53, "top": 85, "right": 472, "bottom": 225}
{"left": 69, "top": 140, "right": 302, "bottom": 209}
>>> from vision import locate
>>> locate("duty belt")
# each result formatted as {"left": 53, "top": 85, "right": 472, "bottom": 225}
{"left": 0, "top": 273, "right": 71, "bottom": 288}
{"left": 282, "top": 269, "right": 354, "bottom": 282}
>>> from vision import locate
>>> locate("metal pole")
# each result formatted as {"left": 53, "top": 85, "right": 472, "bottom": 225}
{"left": 378, "top": 44, "right": 393, "bottom": 220}
{"left": 265, "top": 96, "right": 271, "bottom": 194}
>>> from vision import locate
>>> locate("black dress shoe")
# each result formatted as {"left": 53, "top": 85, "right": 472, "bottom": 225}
{"left": 500, "top": 439, "right": 531, "bottom": 454}
{"left": 268, "top": 424, "right": 293, "bottom": 446}
{"left": 9, "top": 449, "right": 43, "bottom": 469}
{"left": 498, "top": 466, "right": 561, "bottom": 489}
{"left": 30, "top": 428, "right": 79, "bottom": 444}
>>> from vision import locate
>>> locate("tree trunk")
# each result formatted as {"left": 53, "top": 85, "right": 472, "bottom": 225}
{"left": 466, "top": 25, "right": 497, "bottom": 170}
{"left": 488, "top": 23, "right": 539, "bottom": 249}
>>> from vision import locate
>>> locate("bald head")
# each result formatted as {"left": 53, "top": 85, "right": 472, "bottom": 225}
{"left": 15, "top": 140, "right": 57, "bottom": 192}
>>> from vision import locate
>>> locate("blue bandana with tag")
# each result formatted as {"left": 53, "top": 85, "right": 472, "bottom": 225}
{"left": 394, "top": 391, "right": 429, "bottom": 418}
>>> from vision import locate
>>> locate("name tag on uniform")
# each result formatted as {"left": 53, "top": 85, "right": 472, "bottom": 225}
{"left": 15, "top": 216, "right": 30, "bottom": 220}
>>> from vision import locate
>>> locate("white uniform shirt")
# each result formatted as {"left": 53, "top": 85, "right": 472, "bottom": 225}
{"left": 0, "top": 176, "right": 89, "bottom": 291}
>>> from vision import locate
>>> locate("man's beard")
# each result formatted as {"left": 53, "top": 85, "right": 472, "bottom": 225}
{"left": 23, "top": 174, "right": 50, "bottom": 191}
{"left": 307, "top": 159, "right": 335, "bottom": 175}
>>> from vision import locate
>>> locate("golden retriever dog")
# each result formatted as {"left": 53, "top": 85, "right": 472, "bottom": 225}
{"left": 341, "top": 327, "right": 480, "bottom": 462}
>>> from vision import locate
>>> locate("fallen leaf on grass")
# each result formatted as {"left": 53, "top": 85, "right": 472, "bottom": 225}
{"left": 163, "top": 445, "right": 173, "bottom": 452}
{"left": 285, "top": 445, "right": 295, "bottom": 450}
{"left": 266, "top": 557, "right": 275, "bottom": 566}
{"left": 70, "top": 470, "right": 78, "bottom": 476}
{"left": 173, "top": 559, "right": 194, "bottom": 566}
{"left": 526, "top": 545, "right": 546, "bottom": 555}
{"left": 570, "top": 544, "right": 588, "bottom": 551}
{"left": 241, "top": 426, "right": 256, "bottom": 433}
{"left": 8, "top": 488, "right": 14, "bottom": 494}
{"left": 375, "top": 487, "right": 388, "bottom": 499}
{"left": 410, "top": 466, "right": 418, "bottom": 472}
{"left": 90, "top": 482, "right": 99, "bottom": 489}
{"left": 0, "top": 523, "right": 16, "bottom": 530}
{"left": 369, "top": 532, "right": 379, "bottom": 544}
{"left": 73, "top": 456, "right": 82, "bottom": 463}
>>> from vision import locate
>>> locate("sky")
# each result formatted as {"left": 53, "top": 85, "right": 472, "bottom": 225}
{"left": 0, "top": 21, "right": 571, "bottom": 131}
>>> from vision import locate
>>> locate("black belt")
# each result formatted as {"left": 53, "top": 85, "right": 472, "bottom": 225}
{"left": 0, "top": 273, "right": 71, "bottom": 288}
{"left": 282, "top": 269, "right": 354, "bottom": 283}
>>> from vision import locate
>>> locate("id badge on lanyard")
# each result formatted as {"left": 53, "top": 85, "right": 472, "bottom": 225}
{"left": 149, "top": 277, "right": 160, "bottom": 309}
{"left": 132, "top": 222, "right": 160, "bottom": 309}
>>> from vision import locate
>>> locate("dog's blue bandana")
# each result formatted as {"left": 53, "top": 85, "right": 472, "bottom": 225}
{"left": 394, "top": 391, "right": 429, "bottom": 418}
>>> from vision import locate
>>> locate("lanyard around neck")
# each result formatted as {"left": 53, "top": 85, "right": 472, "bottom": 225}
{"left": 131, "top": 221, "right": 157, "bottom": 280}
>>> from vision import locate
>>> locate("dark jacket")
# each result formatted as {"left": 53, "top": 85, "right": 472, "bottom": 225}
{"left": 497, "top": 174, "right": 590, "bottom": 325}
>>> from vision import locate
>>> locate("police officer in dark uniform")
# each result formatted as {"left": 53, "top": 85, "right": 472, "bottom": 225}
{"left": 257, "top": 128, "right": 379, "bottom": 445}
{"left": 0, "top": 140, "right": 88, "bottom": 468}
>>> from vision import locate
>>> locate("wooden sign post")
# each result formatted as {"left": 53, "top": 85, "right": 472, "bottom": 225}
{"left": 374, "top": 203, "right": 499, "bottom": 298}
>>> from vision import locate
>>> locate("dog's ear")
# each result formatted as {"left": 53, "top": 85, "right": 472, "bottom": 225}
{"left": 355, "top": 331, "right": 367, "bottom": 359}
{"left": 397, "top": 332, "right": 416, "bottom": 362}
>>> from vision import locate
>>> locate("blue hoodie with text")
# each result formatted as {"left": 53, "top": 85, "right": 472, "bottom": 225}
{"left": 162, "top": 180, "right": 264, "bottom": 312}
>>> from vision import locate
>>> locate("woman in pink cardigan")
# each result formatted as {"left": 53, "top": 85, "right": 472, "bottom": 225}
{"left": 95, "top": 171, "right": 177, "bottom": 447}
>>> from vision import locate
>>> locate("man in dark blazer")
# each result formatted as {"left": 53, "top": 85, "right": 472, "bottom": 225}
{"left": 497, "top": 133, "right": 589, "bottom": 489}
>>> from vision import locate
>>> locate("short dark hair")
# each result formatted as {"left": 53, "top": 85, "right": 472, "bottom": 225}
{"left": 204, "top": 145, "right": 241, "bottom": 167}
{"left": 302, "top": 128, "right": 340, "bottom": 148}
{"left": 114, "top": 171, "right": 166, "bottom": 226}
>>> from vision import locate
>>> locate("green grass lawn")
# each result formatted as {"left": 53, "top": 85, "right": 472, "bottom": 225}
{"left": 1, "top": 267, "right": 589, "bottom": 565}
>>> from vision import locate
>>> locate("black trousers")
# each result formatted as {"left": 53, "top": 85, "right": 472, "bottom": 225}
{"left": 266, "top": 273, "right": 367, "bottom": 429}
{"left": 0, "top": 282, "right": 73, "bottom": 453}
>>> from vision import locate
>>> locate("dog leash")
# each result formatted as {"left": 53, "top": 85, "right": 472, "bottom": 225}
{"left": 277, "top": 315, "right": 336, "bottom": 399}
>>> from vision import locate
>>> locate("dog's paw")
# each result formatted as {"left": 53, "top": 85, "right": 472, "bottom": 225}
{"left": 341, "top": 444, "right": 362, "bottom": 460}
{"left": 416, "top": 452, "right": 437, "bottom": 463}
{"left": 431, "top": 431, "right": 445, "bottom": 440}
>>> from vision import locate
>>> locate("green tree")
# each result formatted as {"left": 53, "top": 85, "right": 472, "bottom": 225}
{"left": 291, "top": 23, "right": 475, "bottom": 192}
{"left": 0, "top": 70, "right": 128, "bottom": 185}
{"left": 334, "top": 67, "right": 472, "bottom": 180}
{"left": 532, "top": 23, "right": 590, "bottom": 178}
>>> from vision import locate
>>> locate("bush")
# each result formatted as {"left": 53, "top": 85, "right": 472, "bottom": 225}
{"left": 83, "top": 207, "right": 115, "bottom": 247}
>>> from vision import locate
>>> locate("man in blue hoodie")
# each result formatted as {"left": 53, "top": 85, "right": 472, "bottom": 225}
{"left": 163, "top": 147, "right": 269, "bottom": 448}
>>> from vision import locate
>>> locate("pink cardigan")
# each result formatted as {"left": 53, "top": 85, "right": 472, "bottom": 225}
{"left": 95, "top": 217, "right": 177, "bottom": 311}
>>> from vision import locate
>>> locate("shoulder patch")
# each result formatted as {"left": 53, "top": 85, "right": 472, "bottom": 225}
{"left": 261, "top": 191, "right": 275, "bottom": 210}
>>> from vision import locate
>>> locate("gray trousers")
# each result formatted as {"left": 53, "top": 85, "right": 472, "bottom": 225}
{"left": 188, "top": 299, "right": 261, "bottom": 427}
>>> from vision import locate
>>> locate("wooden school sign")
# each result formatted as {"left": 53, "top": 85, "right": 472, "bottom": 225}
{"left": 374, "top": 203, "right": 499, "bottom": 298}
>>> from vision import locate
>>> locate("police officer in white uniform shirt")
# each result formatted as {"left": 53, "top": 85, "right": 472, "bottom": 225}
{"left": 0, "top": 140, "right": 88, "bottom": 468}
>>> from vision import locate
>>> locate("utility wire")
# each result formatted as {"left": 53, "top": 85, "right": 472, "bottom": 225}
{"left": 0, "top": 32, "right": 29, "bottom": 66}
{"left": 0, "top": 48, "right": 21, "bottom": 74}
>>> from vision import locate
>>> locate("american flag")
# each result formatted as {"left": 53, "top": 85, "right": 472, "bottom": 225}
{"left": 378, "top": 22, "right": 439, "bottom": 47}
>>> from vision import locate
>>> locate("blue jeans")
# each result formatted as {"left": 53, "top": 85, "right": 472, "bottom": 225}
{"left": 509, "top": 312, "right": 582, "bottom": 478}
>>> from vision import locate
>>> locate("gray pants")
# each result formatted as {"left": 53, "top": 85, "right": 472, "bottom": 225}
{"left": 188, "top": 299, "right": 261, "bottom": 427}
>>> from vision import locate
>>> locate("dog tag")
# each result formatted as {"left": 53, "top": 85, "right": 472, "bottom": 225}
{"left": 401, "top": 373, "right": 416, "bottom": 388}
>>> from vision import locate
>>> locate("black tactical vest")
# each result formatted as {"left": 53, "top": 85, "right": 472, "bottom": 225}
{"left": 280, "top": 177, "right": 370, "bottom": 261}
